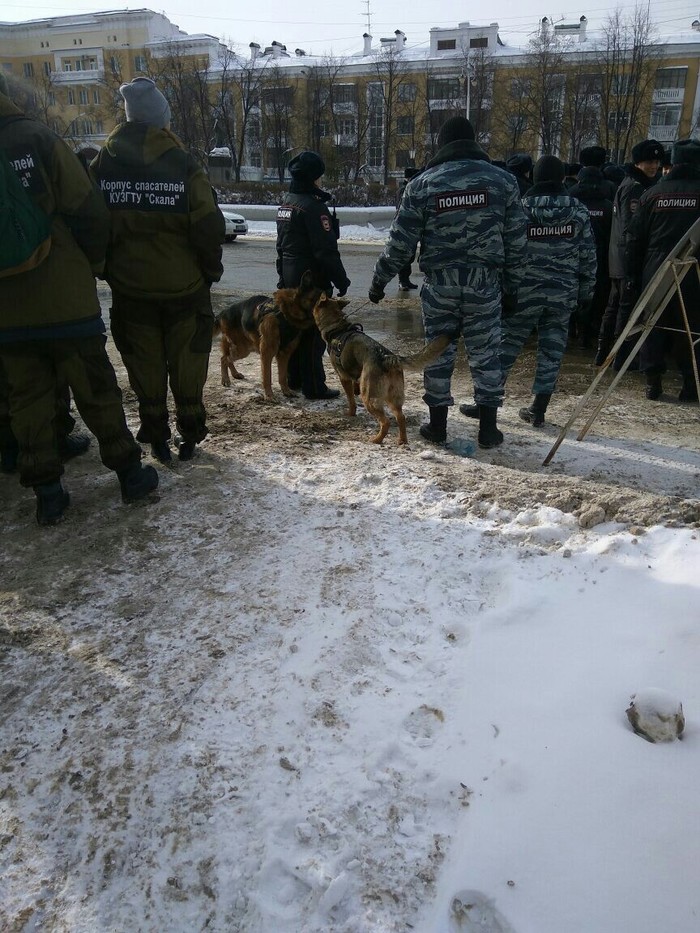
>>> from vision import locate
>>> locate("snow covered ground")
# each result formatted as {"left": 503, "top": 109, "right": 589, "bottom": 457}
{"left": 245, "top": 219, "right": 389, "bottom": 243}
{"left": 1, "top": 300, "right": 699, "bottom": 932}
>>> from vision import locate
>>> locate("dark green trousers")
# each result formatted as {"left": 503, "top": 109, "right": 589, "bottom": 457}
{"left": 0, "top": 335, "right": 141, "bottom": 488}
{"left": 110, "top": 287, "right": 213, "bottom": 445}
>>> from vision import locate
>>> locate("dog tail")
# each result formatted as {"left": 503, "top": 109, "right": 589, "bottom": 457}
{"left": 400, "top": 335, "right": 452, "bottom": 371}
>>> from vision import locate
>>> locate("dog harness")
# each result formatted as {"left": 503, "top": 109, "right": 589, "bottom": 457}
{"left": 327, "top": 321, "right": 364, "bottom": 362}
{"left": 252, "top": 298, "right": 303, "bottom": 351}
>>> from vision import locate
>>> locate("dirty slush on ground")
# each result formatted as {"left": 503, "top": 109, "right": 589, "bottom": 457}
{"left": 0, "top": 284, "right": 698, "bottom": 932}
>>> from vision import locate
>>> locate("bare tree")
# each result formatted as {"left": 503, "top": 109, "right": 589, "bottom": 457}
{"left": 521, "top": 22, "right": 567, "bottom": 156}
{"left": 370, "top": 44, "right": 411, "bottom": 183}
{"left": 596, "top": 4, "right": 661, "bottom": 162}
{"left": 562, "top": 69, "right": 604, "bottom": 161}
{"left": 217, "top": 48, "right": 269, "bottom": 181}
{"left": 458, "top": 46, "right": 495, "bottom": 147}
{"left": 261, "top": 62, "right": 295, "bottom": 182}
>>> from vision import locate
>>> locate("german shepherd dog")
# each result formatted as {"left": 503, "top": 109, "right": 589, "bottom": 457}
{"left": 313, "top": 293, "right": 450, "bottom": 445}
{"left": 213, "top": 271, "right": 322, "bottom": 400}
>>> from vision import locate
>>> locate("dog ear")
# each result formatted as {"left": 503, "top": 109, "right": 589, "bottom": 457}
{"left": 300, "top": 269, "right": 315, "bottom": 291}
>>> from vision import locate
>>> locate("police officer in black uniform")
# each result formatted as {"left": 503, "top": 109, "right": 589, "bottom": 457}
{"left": 276, "top": 150, "right": 350, "bottom": 399}
{"left": 626, "top": 138, "right": 700, "bottom": 402}
{"left": 569, "top": 146, "right": 614, "bottom": 348}
{"left": 596, "top": 139, "right": 664, "bottom": 365}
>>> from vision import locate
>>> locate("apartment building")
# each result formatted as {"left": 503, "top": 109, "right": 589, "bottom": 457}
{"left": 2, "top": 9, "right": 700, "bottom": 177}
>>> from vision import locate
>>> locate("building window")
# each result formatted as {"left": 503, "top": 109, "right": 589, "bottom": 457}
{"left": 333, "top": 84, "right": 358, "bottom": 105}
{"left": 612, "top": 74, "right": 636, "bottom": 96}
{"left": 134, "top": 55, "right": 147, "bottom": 72}
{"left": 427, "top": 77, "right": 462, "bottom": 100}
{"left": 470, "top": 37, "right": 488, "bottom": 48}
{"left": 79, "top": 89, "right": 88, "bottom": 105}
{"left": 650, "top": 104, "right": 682, "bottom": 126}
{"left": 397, "top": 82, "right": 417, "bottom": 102}
{"left": 23, "top": 63, "right": 34, "bottom": 78}
{"left": 48, "top": 92, "right": 56, "bottom": 105}
{"left": 655, "top": 68, "right": 687, "bottom": 90}
{"left": 93, "top": 89, "right": 100, "bottom": 104}
{"left": 318, "top": 121, "right": 329, "bottom": 137}
{"left": 437, "top": 39, "right": 456, "bottom": 51}
{"left": 575, "top": 73, "right": 603, "bottom": 96}
{"left": 397, "top": 115, "right": 414, "bottom": 135}
{"left": 338, "top": 117, "right": 356, "bottom": 135}
{"left": 68, "top": 90, "right": 75, "bottom": 105}
{"left": 249, "top": 151, "right": 262, "bottom": 167}
{"left": 607, "top": 110, "right": 630, "bottom": 131}
{"left": 262, "top": 85, "right": 294, "bottom": 106}
{"left": 43, "top": 61, "right": 51, "bottom": 76}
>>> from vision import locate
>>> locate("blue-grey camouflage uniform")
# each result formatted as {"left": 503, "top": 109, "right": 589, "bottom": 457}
{"left": 501, "top": 193, "right": 597, "bottom": 394}
{"left": 371, "top": 139, "right": 527, "bottom": 408}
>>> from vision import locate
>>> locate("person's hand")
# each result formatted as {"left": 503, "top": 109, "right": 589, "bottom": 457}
{"left": 368, "top": 279, "right": 385, "bottom": 304}
{"left": 337, "top": 279, "right": 351, "bottom": 298}
{"left": 501, "top": 291, "right": 518, "bottom": 317}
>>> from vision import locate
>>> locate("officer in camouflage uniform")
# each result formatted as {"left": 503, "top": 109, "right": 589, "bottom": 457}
{"left": 90, "top": 77, "right": 225, "bottom": 463}
{"left": 0, "top": 72, "right": 156, "bottom": 525}
{"left": 368, "top": 116, "right": 527, "bottom": 449}
{"left": 500, "top": 156, "right": 597, "bottom": 426}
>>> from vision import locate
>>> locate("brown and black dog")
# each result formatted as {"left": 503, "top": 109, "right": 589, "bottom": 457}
{"left": 313, "top": 293, "right": 450, "bottom": 445}
{"left": 213, "top": 271, "right": 322, "bottom": 400}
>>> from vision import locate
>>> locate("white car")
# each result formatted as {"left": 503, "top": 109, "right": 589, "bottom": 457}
{"left": 220, "top": 208, "right": 248, "bottom": 242}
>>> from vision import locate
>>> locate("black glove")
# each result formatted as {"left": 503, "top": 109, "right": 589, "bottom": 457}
{"left": 501, "top": 291, "right": 518, "bottom": 317}
{"left": 368, "top": 280, "right": 385, "bottom": 304}
{"left": 337, "top": 279, "right": 351, "bottom": 298}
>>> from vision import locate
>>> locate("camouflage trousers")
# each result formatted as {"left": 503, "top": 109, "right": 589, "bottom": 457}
{"left": 0, "top": 335, "right": 141, "bottom": 488}
{"left": 421, "top": 268, "right": 504, "bottom": 408}
{"left": 501, "top": 290, "right": 574, "bottom": 395}
{"left": 110, "top": 287, "right": 214, "bottom": 445}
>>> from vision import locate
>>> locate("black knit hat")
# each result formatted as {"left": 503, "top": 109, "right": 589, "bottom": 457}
{"left": 437, "top": 116, "right": 475, "bottom": 147}
{"left": 288, "top": 150, "right": 325, "bottom": 180}
{"left": 631, "top": 139, "right": 664, "bottom": 163}
{"left": 579, "top": 145, "right": 606, "bottom": 167}
{"left": 533, "top": 155, "right": 565, "bottom": 186}
{"left": 506, "top": 153, "right": 533, "bottom": 175}
{"left": 671, "top": 139, "right": 700, "bottom": 165}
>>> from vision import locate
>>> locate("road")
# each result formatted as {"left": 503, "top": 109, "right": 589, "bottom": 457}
{"left": 214, "top": 236, "right": 420, "bottom": 299}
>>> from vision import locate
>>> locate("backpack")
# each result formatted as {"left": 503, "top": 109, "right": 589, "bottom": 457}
{"left": 0, "top": 147, "right": 52, "bottom": 278}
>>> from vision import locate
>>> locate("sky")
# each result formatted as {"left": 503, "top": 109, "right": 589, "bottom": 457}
{"left": 1, "top": 0, "right": 699, "bottom": 54}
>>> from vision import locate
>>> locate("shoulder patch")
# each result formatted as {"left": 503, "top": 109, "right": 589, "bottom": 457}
{"left": 277, "top": 206, "right": 293, "bottom": 221}
{"left": 321, "top": 214, "right": 331, "bottom": 232}
{"left": 652, "top": 194, "right": 700, "bottom": 212}
{"left": 527, "top": 223, "right": 575, "bottom": 240}
{"left": 435, "top": 189, "right": 488, "bottom": 212}
{"left": 588, "top": 209, "right": 604, "bottom": 217}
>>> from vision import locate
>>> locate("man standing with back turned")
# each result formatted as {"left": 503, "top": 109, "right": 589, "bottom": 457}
{"left": 368, "top": 116, "right": 527, "bottom": 448}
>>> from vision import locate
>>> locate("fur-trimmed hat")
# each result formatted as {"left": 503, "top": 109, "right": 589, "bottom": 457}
{"left": 437, "top": 116, "right": 475, "bottom": 147}
{"left": 533, "top": 155, "right": 565, "bottom": 186}
{"left": 506, "top": 153, "right": 533, "bottom": 176}
{"left": 579, "top": 145, "right": 607, "bottom": 167}
{"left": 288, "top": 150, "right": 325, "bottom": 180}
{"left": 631, "top": 139, "right": 664, "bottom": 163}
{"left": 120, "top": 77, "right": 171, "bottom": 128}
{"left": 671, "top": 139, "right": 700, "bottom": 165}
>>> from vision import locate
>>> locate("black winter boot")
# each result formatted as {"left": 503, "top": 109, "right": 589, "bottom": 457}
{"left": 478, "top": 406, "right": 503, "bottom": 449}
{"left": 118, "top": 464, "right": 159, "bottom": 503}
{"left": 58, "top": 432, "right": 91, "bottom": 461}
{"left": 645, "top": 371, "right": 663, "bottom": 401}
{"left": 458, "top": 402, "right": 480, "bottom": 419}
{"left": 178, "top": 440, "right": 197, "bottom": 461}
{"left": 34, "top": 481, "right": 70, "bottom": 526}
{"left": 594, "top": 336, "right": 612, "bottom": 367}
{"left": 679, "top": 375, "right": 699, "bottom": 403}
{"left": 419, "top": 406, "right": 448, "bottom": 444}
{"left": 150, "top": 441, "right": 172, "bottom": 463}
{"left": 519, "top": 392, "right": 551, "bottom": 428}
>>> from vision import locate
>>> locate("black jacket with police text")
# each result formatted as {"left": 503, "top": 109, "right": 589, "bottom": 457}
{"left": 569, "top": 167, "right": 613, "bottom": 283}
{"left": 276, "top": 181, "right": 349, "bottom": 293}
{"left": 608, "top": 165, "right": 657, "bottom": 279}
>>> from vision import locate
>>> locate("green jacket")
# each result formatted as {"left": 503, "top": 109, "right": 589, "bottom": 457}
{"left": 0, "top": 94, "right": 109, "bottom": 342}
{"left": 90, "top": 123, "right": 225, "bottom": 300}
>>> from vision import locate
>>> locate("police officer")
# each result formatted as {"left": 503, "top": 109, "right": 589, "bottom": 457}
{"left": 498, "top": 156, "right": 597, "bottom": 427}
{"left": 596, "top": 139, "right": 664, "bottom": 365}
{"left": 626, "top": 138, "right": 700, "bottom": 402}
{"left": 368, "top": 116, "right": 527, "bottom": 448}
{"left": 568, "top": 146, "right": 614, "bottom": 348}
{"left": 0, "top": 72, "right": 156, "bottom": 525}
{"left": 276, "top": 150, "right": 350, "bottom": 400}
{"left": 91, "top": 77, "right": 225, "bottom": 463}
{"left": 506, "top": 153, "right": 534, "bottom": 197}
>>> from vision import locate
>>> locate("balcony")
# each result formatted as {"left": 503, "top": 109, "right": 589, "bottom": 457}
{"left": 53, "top": 69, "right": 104, "bottom": 85}
{"left": 649, "top": 125, "right": 679, "bottom": 142}
{"left": 653, "top": 87, "right": 685, "bottom": 103}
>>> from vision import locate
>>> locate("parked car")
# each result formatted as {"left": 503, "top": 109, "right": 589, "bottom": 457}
{"left": 220, "top": 208, "right": 248, "bottom": 242}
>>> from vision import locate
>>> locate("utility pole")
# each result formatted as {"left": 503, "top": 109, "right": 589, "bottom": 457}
{"left": 362, "top": 0, "right": 371, "bottom": 35}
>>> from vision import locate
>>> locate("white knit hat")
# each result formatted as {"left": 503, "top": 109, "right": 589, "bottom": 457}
{"left": 119, "top": 77, "right": 171, "bottom": 128}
